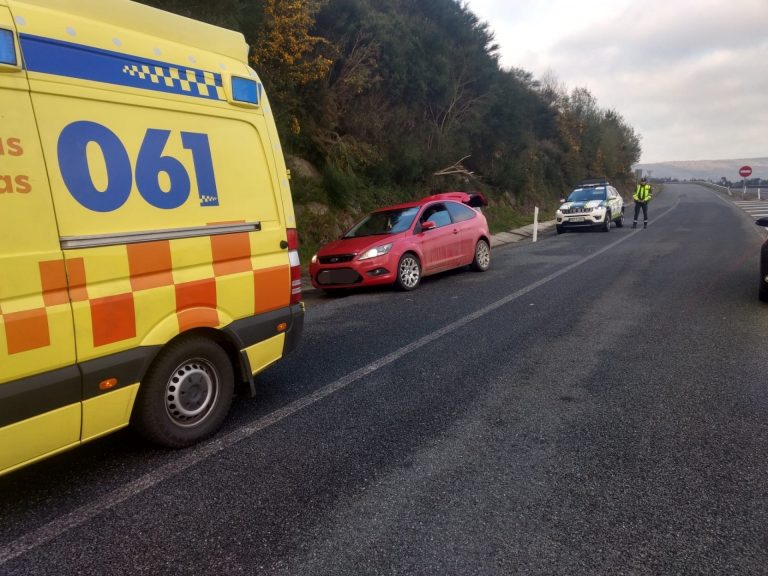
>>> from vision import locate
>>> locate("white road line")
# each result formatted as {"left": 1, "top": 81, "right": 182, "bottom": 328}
{"left": 0, "top": 198, "right": 682, "bottom": 567}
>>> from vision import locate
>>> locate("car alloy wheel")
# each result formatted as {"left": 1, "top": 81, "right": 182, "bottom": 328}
{"left": 396, "top": 253, "right": 421, "bottom": 290}
{"left": 471, "top": 239, "right": 491, "bottom": 271}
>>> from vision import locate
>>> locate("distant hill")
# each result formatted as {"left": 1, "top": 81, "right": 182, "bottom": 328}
{"left": 634, "top": 158, "right": 768, "bottom": 182}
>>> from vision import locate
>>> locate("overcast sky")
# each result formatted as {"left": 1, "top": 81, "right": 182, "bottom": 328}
{"left": 463, "top": 0, "right": 768, "bottom": 164}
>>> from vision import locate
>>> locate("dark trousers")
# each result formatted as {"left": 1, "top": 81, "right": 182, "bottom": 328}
{"left": 633, "top": 201, "right": 648, "bottom": 222}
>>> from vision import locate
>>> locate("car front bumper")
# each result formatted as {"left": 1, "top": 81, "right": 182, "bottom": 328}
{"left": 310, "top": 254, "right": 399, "bottom": 289}
{"left": 556, "top": 212, "right": 608, "bottom": 228}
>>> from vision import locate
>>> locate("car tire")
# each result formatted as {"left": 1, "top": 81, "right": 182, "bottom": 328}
{"left": 602, "top": 211, "right": 611, "bottom": 232}
{"left": 395, "top": 253, "right": 421, "bottom": 291}
{"left": 616, "top": 209, "right": 624, "bottom": 227}
{"left": 132, "top": 335, "right": 234, "bottom": 448}
{"left": 556, "top": 226, "right": 564, "bottom": 234}
{"left": 471, "top": 239, "right": 491, "bottom": 271}
{"left": 760, "top": 281, "right": 768, "bottom": 303}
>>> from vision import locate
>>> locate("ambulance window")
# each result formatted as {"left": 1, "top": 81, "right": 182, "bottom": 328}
{"left": 0, "top": 29, "right": 16, "bottom": 66}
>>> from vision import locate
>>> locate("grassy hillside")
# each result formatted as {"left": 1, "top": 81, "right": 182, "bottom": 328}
{"left": 137, "top": 0, "right": 643, "bottom": 257}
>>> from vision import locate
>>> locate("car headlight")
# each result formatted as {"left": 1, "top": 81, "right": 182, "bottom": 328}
{"left": 358, "top": 243, "right": 393, "bottom": 260}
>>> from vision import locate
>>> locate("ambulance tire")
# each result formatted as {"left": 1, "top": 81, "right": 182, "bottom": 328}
{"left": 132, "top": 335, "right": 234, "bottom": 448}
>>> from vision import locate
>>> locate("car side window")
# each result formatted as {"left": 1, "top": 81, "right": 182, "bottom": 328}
{"left": 420, "top": 204, "right": 452, "bottom": 228}
{"left": 446, "top": 202, "right": 476, "bottom": 223}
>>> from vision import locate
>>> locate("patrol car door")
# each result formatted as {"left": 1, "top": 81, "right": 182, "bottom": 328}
{"left": 608, "top": 187, "right": 621, "bottom": 214}
{"left": 0, "top": 7, "right": 80, "bottom": 474}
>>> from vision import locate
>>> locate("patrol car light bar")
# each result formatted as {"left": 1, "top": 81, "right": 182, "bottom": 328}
{"left": 231, "top": 76, "right": 261, "bottom": 105}
{"left": 0, "top": 29, "right": 17, "bottom": 66}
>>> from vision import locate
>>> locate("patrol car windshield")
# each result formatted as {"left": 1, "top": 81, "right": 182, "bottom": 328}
{"left": 344, "top": 207, "right": 419, "bottom": 238}
{"left": 567, "top": 187, "right": 607, "bottom": 202}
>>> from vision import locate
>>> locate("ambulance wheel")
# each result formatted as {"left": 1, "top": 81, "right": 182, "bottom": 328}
{"left": 132, "top": 335, "right": 234, "bottom": 448}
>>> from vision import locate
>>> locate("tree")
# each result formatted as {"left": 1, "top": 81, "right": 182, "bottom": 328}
{"left": 250, "top": 0, "right": 333, "bottom": 139}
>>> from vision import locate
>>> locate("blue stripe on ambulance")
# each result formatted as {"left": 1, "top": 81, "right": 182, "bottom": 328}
{"left": 19, "top": 34, "right": 225, "bottom": 101}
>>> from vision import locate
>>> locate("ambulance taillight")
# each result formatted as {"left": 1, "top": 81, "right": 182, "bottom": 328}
{"left": 287, "top": 228, "right": 302, "bottom": 304}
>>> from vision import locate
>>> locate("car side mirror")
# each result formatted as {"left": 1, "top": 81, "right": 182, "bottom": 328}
{"left": 756, "top": 217, "right": 768, "bottom": 227}
{"left": 421, "top": 220, "right": 436, "bottom": 231}
{"left": 559, "top": 198, "right": 565, "bottom": 204}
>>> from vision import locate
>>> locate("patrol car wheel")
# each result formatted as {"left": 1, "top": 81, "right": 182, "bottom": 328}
{"left": 602, "top": 211, "right": 611, "bottom": 232}
{"left": 616, "top": 209, "right": 624, "bottom": 228}
{"left": 132, "top": 336, "right": 234, "bottom": 448}
{"left": 395, "top": 253, "right": 421, "bottom": 290}
{"left": 471, "top": 239, "right": 491, "bottom": 271}
{"left": 556, "top": 225, "right": 564, "bottom": 234}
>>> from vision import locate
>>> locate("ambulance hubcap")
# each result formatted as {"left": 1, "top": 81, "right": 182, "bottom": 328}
{"left": 165, "top": 359, "right": 219, "bottom": 427}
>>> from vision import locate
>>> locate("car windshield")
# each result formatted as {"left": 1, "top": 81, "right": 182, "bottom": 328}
{"left": 567, "top": 187, "right": 607, "bottom": 202}
{"left": 344, "top": 207, "right": 419, "bottom": 238}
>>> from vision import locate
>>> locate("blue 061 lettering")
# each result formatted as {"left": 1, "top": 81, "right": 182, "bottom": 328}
{"left": 57, "top": 121, "right": 219, "bottom": 213}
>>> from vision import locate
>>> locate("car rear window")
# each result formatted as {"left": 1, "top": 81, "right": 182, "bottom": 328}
{"left": 446, "top": 202, "right": 476, "bottom": 223}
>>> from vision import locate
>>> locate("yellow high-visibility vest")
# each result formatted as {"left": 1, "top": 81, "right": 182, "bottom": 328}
{"left": 634, "top": 183, "right": 652, "bottom": 202}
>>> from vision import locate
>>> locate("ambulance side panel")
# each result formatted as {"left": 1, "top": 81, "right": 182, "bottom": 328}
{"left": 0, "top": 0, "right": 302, "bottom": 472}
{"left": 0, "top": 5, "right": 80, "bottom": 474}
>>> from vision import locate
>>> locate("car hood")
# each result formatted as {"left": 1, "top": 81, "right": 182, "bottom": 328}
{"left": 560, "top": 200, "right": 604, "bottom": 210}
{"left": 317, "top": 234, "right": 399, "bottom": 256}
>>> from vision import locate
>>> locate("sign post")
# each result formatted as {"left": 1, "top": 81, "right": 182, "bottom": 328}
{"left": 740, "top": 166, "right": 752, "bottom": 199}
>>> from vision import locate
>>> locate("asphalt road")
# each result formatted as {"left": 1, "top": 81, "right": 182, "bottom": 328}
{"left": 2, "top": 183, "right": 768, "bottom": 575}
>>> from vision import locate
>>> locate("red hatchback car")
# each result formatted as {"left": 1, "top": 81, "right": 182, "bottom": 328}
{"left": 310, "top": 192, "right": 491, "bottom": 292}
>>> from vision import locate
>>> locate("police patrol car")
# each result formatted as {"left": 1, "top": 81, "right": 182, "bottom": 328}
{"left": 556, "top": 179, "right": 625, "bottom": 233}
{"left": 0, "top": 0, "right": 303, "bottom": 475}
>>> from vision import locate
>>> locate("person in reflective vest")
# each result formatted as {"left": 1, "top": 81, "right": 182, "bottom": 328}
{"left": 632, "top": 178, "right": 653, "bottom": 228}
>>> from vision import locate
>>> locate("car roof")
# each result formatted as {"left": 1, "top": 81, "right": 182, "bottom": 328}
{"left": 373, "top": 192, "right": 486, "bottom": 213}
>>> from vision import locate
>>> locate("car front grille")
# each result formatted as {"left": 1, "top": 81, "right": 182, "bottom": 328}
{"left": 562, "top": 208, "right": 591, "bottom": 214}
{"left": 318, "top": 254, "right": 355, "bottom": 264}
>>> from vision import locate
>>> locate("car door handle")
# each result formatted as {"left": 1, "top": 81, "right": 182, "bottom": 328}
{"left": 452, "top": 229, "right": 459, "bottom": 234}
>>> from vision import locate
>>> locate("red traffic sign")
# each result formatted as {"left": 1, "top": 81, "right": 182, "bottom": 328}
{"left": 739, "top": 165, "right": 752, "bottom": 178}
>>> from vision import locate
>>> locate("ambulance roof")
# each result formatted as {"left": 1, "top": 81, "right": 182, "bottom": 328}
{"left": 15, "top": 0, "right": 248, "bottom": 62}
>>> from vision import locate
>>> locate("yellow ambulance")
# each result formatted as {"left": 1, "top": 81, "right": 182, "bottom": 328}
{"left": 0, "top": 0, "right": 304, "bottom": 475}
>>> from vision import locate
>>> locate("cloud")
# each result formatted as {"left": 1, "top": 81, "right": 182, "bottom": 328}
{"left": 465, "top": 0, "right": 768, "bottom": 162}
